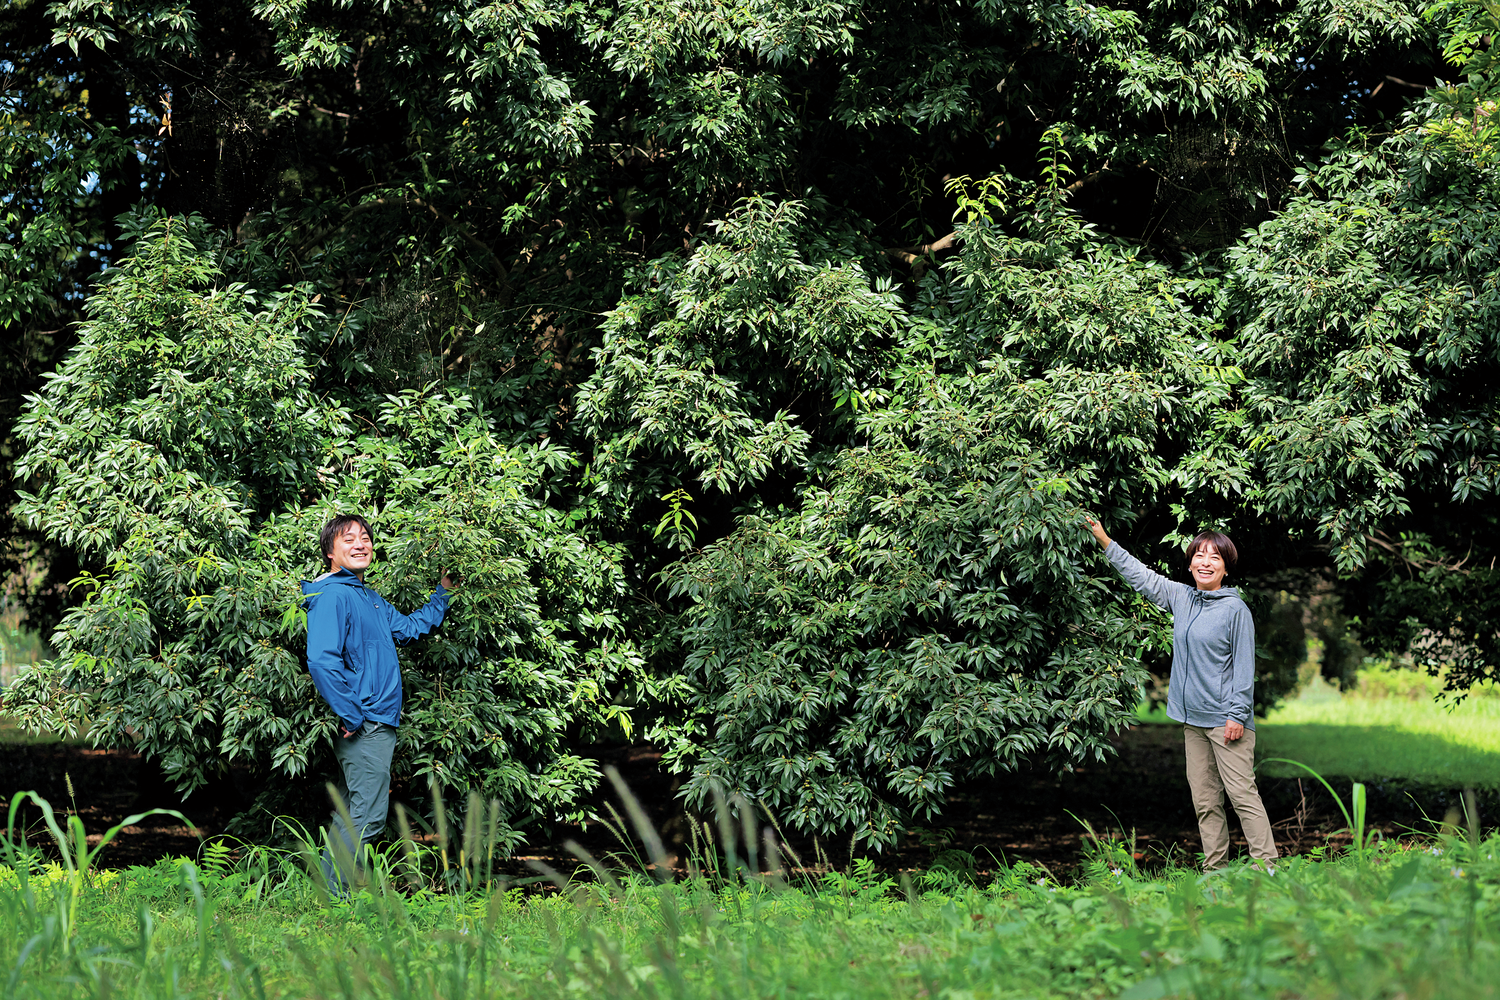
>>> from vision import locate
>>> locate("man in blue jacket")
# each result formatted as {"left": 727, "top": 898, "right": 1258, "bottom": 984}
{"left": 302, "top": 514, "right": 450, "bottom": 889}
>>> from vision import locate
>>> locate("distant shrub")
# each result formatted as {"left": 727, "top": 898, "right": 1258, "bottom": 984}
{"left": 1346, "top": 661, "right": 1500, "bottom": 702}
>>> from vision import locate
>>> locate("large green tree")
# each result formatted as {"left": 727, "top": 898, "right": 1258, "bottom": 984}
{"left": 651, "top": 199, "right": 1222, "bottom": 843}
{"left": 10, "top": 0, "right": 1497, "bottom": 845}
{"left": 5, "top": 217, "right": 641, "bottom": 841}
{"left": 1215, "top": 0, "right": 1500, "bottom": 691}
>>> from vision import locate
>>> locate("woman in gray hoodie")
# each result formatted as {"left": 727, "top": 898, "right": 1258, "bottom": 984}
{"left": 1085, "top": 517, "right": 1278, "bottom": 870}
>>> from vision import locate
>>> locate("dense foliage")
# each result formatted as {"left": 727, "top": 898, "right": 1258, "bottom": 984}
{"left": 4, "top": 218, "right": 642, "bottom": 841}
{"left": 641, "top": 201, "right": 1217, "bottom": 839}
{"left": 4, "top": 0, "right": 1500, "bottom": 845}
{"left": 1216, "top": 9, "right": 1500, "bottom": 689}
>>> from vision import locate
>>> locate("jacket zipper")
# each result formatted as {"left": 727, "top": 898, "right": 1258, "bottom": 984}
{"left": 1183, "top": 592, "right": 1206, "bottom": 707}
{"left": 356, "top": 581, "right": 380, "bottom": 615}
{"left": 1184, "top": 592, "right": 1206, "bottom": 645}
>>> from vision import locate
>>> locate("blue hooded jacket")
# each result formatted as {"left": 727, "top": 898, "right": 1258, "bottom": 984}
{"left": 301, "top": 568, "right": 448, "bottom": 733}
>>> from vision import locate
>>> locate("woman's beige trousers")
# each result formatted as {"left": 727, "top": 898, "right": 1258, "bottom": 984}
{"left": 1183, "top": 724, "right": 1279, "bottom": 869}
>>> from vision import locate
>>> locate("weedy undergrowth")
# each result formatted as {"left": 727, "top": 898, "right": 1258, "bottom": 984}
{"left": 5, "top": 776, "right": 1500, "bottom": 1000}
{"left": 2, "top": 789, "right": 190, "bottom": 959}
{"left": 1263, "top": 757, "right": 1372, "bottom": 855}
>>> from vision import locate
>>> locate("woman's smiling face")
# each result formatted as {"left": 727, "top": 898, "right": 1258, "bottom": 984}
{"left": 1189, "top": 542, "right": 1226, "bottom": 591}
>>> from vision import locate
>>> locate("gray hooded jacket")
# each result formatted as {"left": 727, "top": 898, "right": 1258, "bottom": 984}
{"left": 1106, "top": 542, "right": 1256, "bottom": 730}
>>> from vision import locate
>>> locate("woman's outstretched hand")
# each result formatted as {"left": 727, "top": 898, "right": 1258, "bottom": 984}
{"left": 1084, "top": 516, "right": 1112, "bottom": 550}
{"left": 439, "top": 569, "right": 454, "bottom": 590}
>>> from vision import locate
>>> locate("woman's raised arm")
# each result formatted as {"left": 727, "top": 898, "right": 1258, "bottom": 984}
{"left": 1085, "top": 516, "right": 1188, "bottom": 612}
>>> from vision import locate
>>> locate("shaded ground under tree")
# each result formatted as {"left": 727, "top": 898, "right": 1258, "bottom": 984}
{"left": 2, "top": 726, "right": 1484, "bottom": 879}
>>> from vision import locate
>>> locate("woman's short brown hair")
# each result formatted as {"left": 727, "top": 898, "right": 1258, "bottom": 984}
{"left": 1185, "top": 531, "right": 1238, "bottom": 572}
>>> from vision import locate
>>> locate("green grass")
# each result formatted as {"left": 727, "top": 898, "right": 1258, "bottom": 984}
{"left": 5, "top": 816, "right": 1500, "bottom": 1000}
{"left": 1136, "top": 662, "right": 1500, "bottom": 787}
{"left": 1, "top": 610, "right": 63, "bottom": 744}
{"left": 1258, "top": 664, "right": 1500, "bottom": 786}
{"left": 10, "top": 658, "right": 1500, "bottom": 999}
{"left": 0, "top": 606, "right": 47, "bottom": 685}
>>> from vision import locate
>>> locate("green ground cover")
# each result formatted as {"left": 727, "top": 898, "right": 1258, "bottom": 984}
{"left": 4, "top": 818, "right": 1499, "bottom": 1000}
{"left": 1257, "top": 664, "right": 1500, "bottom": 786}
{"left": 7, "top": 655, "right": 1500, "bottom": 1000}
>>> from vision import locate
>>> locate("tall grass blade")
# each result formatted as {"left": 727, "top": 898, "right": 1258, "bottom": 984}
{"left": 737, "top": 794, "right": 759, "bottom": 876}
{"left": 684, "top": 815, "right": 704, "bottom": 882}
{"left": 762, "top": 828, "right": 785, "bottom": 889}
{"left": 324, "top": 782, "right": 362, "bottom": 895}
{"left": 430, "top": 773, "right": 451, "bottom": 874}
{"left": 709, "top": 781, "right": 739, "bottom": 881}
{"left": 603, "top": 765, "right": 672, "bottom": 880}
{"left": 393, "top": 803, "right": 425, "bottom": 892}
{"left": 463, "top": 789, "right": 482, "bottom": 889}
{"left": 1261, "top": 759, "right": 1361, "bottom": 853}
{"left": 176, "top": 861, "right": 212, "bottom": 974}
{"left": 1352, "top": 782, "right": 1367, "bottom": 852}
{"left": 486, "top": 797, "right": 502, "bottom": 890}
{"left": 698, "top": 819, "right": 721, "bottom": 883}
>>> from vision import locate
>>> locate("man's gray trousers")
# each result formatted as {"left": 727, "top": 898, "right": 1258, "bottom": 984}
{"left": 322, "top": 720, "right": 397, "bottom": 892}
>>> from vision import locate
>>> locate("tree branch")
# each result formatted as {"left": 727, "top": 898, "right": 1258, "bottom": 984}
{"left": 883, "top": 232, "right": 958, "bottom": 277}
{"left": 1368, "top": 530, "right": 1474, "bottom": 576}
{"left": 298, "top": 195, "right": 511, "bottom": 289}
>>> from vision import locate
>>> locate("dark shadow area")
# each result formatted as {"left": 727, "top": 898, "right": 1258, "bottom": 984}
{"left": 3, "top": 726, "right": 1493, "bottom": 877}
{"left": 0, "top": 743, "right": 253, "bottom": 863}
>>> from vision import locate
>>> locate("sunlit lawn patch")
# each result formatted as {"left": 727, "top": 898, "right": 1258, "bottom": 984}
{"left": 1259, "top": 666, "right": 1500, "bottom": 786}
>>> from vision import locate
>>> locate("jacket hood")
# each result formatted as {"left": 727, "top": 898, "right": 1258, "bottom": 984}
{"left": 1195, "top": 585, "right": 1240, "bottom": 600}
{"left": 300, "top": 567, "right": 365, "bottom": 596}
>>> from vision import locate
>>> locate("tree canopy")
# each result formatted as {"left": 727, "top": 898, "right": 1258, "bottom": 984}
{"left": 3, "top": 0, "right": 1498, "bottom": 847}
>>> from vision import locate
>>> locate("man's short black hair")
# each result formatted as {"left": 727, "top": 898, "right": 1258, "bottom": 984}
{"left": 1185, "top": 530, "right": 1238, "bottom": 573}
{"left": 320, "top": 514, "right": 373, "bottom": 571}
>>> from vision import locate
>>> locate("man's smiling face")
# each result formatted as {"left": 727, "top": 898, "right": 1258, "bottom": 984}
{"left": 328, "top": 523, "right": 373, "bottom": 577}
